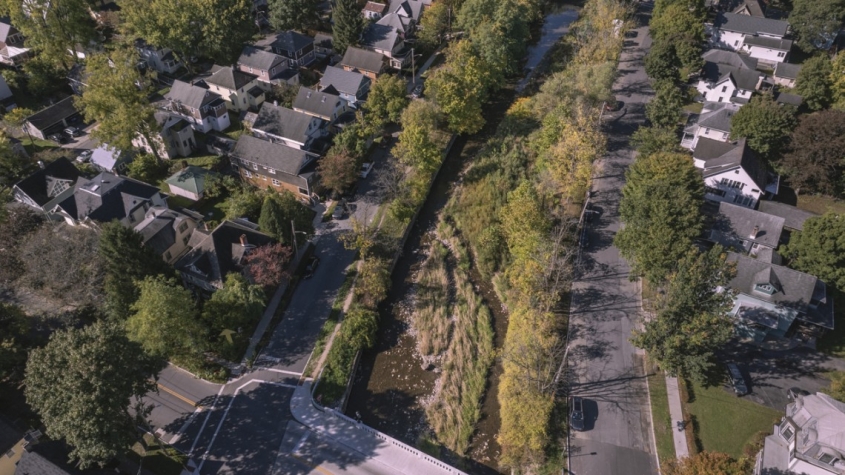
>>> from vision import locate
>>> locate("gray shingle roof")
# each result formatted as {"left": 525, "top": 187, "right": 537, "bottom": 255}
{"left": 708, "top": 66, "right": 762, "bottom": 91}
{"left": 774, "top": 91, "right": 803, "bottom": 107}
{"left": 136, "top": 207, "right": 195, "bottom": 255}
{"left": 774, "top": 62, "right": 802, "bottom": 80}
{"left": 293, "top": 87, "right": 344, "bottom": 119}
{"left": 54, "top": 173, "right": 162, "bottom": 224}
{"left": 757, "top": 201, "right": 817, "bottom": 231}
{"left": 743, "top": 35, "right": 793, "bottom": 51}
{"left": 697, "top": 102, "right": 741, "bottom": 132}
{"left": 320, "top": 66, "right": 368, "bottom": 96}
{"left": 13, "top": 157, "right": 79, "bottom": 207}
{"left": 238, "top": 46, "right": 287, "bottom": 72}
{"left": 206, "top": 65, "right": 257, "bottom": 91}
{"left": 166, "top": 80, "right": 218, "bottom": 109}
{"left": 253, "top": 102, "right": 322, "bottom": 143}
{"left": 341, "top": 47, "right": 385, "bottom": 73}
{"left": 0, "top": 17, "right": 19, "bottom": 44}
{"left": 693, "top": 137, "right": 741, "bottom": 161}
{"left": 710, "top": 201, "right": 785, "bottom": 249}
{"left": 714, "top": 12, "right": 789, "bottom": 37}
{"left": 25, "top": 97, "right": 80, "bottom": 132}
{"left": 232, "top": 135, "right": 312, "bottom": 176}
{"left": 696, "top": 137, "right": 769, "bottom": 189}
{"left": 390, "top": 0, "right": 423, "bottom": 20}
{"left": 361, "top": 23, "right": 400, "bottom": 52}
{"left": 702, "top": 49, "right": 758, "bottom": 70}
{"left": 377, "top": 12, "right": 412, "bottom": 32}
{"left": 273, "top": 30, "right": 314, "bottom": 55}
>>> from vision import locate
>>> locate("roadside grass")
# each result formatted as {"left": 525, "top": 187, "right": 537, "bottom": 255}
{"left": 127, "top": 433, "right": 186, "bottom": 475}
{"left": 796, "top": 194, "right": 845, "bottom": 215}
{"left": 683, "top": 380, "right": 782, "bottom": 458}
{"left": 414, "top": 240, "right": 452, "bottom": 356}
{"left": 20, "top": 136, "right": 60, "bottom": 155}
{"left": 817, "top": 289, "right": 845, "bottom": 358}
{"left": 305, "top": 267, "right": 358, "bottom": 378}
{"left": 647, "top": 368, "right": 676, "bottom": 464}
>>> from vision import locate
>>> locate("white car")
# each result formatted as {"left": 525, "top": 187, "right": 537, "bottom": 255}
{"left": 360, "top": 162, "right": 373, "bottom": 178}
{"left": 76, "top": 150, "right": 93, "bottom": 163}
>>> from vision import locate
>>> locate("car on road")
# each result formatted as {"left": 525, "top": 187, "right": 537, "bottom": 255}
{"left": 727, "top": 363, "right": 749, "bottom": 396}
{"left": 63, "top": 126, "right": 82, "bottom": 137}
{"left": 411, "top": 83, "right": 424, "bottom": 98}
{"left": 47, "top": 134, "right": 67, "bottom": 144}
{"left": 360, "top": 162, "right": 373, "bottom": 178}
{"left": 332, "top": 200, "right": 346, "bottom": 220}
{"left": 570, "top": 396, "right": 585, "bottom": 431}
{"left": 304, "top": 256, "right": 320, "bottom": 279}
{"left": 76, "top": 150, "right": 93, "bottom": 163}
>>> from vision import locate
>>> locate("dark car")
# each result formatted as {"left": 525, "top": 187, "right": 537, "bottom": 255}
{"left": 727, "top": 363, "right": 748, "bottom": 396}
{"left": 570, "top": 396, "right": 585, "bottom": 431}
{"left": 332, "top": 200, "right": 346, "bottom": 220}
{"left": 411, "top": 83, "right": 424, "bottom": 98}
{"left": 304, "top": 256, "right": 320, "bottom": 279}
{"left": 47, "top": 134, "right": 67, "bottom": 144}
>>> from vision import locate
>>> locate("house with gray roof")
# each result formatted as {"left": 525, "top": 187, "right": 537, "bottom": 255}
{"left": 682, "top": 101, "right": 741, "bottom": 150}
{"left": 135, "top": 39, "right": 180, "bottom": 74}
{"left": 340, "top": 46, "right": 386, "bottom": 80}
{"left": 135, "top": 206, "right": 199, "bottom": 263}
{"left": 707, "top": 201, "right": 785, "bottom": 258}
{"left": 377, "top": 12, "right": 414, "bottom": 36}
{"left": 756, "top": 392, "right": 845, "bottom": 475}
{"left": 165, "top": 80, "right": 231, "bottom": 133}
{"left": 133, "top": 111, "right": 197, "bottom": 159}
{"left": 51, "top": 172, "right": 167, "bottom": 228}
{"left": 292, "top": 87, "right": 350, "bottom": 124}
{"left": 236, "top": 46, "right": 299, "bottom": 90}
{"left": 166, "top": 166, "right": 217, "bottom": 201}
{"left": 23, "top": 97, "right": 82, "bottom": 140}
{"left": 757, "top": 201, "right": 817, "bottom": 233}
{"left": 319, "top": 66, "right": 371, "bottom": 106}
{"left": 0, "top": 17, "right": 29, "bottom": 66}
{"left": 250, "top": 101, "right": 327, "bottom": 150}
{"left": 693, "top": 137, "right": 776, "bottom": 208}
{"left": 773, "top": 62, "right": 802, "bottom": 88}
{"left": 389, "top": 0, "right": 424, "bottom": 23}
{"left": 12, "top": 157, "right": 80, "bottom": 213}
{"left": 695, "top": 50, "right": 764, "bottom": 104}
{"left": 89, "top": 145, "right": 134, "bottom": 175}
{"left": 742, "top": 35, "right": 793, "bottom": 65}
{"left": 260, "top": 30, "right": 315, "bottom": 66}
{"left": 314, "top": 32, "right": 333, "bottom": 58}
{"left": 708, "top": 13, "right": 790, "bottom": 65}
{"left": 205, "top": 65, "right": 265, "bottom": 112}
{"left": 360, "top": 23, "right": 409, "bottom": 69}
{"left": 176, "top": 220, "right": 276, "bottom": 294}
{"left": 733, "top": 0, "right": 766, "bottom": 17}
{"left": 726, "top": 252, "right": 834, "bottom": 343}
{"left": 231, "top": 135, "right": 319, "bottom": 200}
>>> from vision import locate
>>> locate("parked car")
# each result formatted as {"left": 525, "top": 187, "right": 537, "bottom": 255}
{"left": 411, "top": 83, "right": 424, "bottom": 98}
{"left": 788, "top": 387, "right": 810, "bottom": 400}
{"left": 570, "top": 396, "right": 585, "bottom": 431}
{"left": 76, "top": 150, "right": 93, "bottom": 163}
{"left": 360, "top": 162, "right": 373, "bottom": 178}
{"left": 332, "top": 200, "right": 346, "bottom": 220}
{"left": 726, "top": 363, "right": 748, "bottom": 396}
{"left": 304, "top": 256, "right": 320, "bottom": 279}
{"left": 47, "top": 134, "right": 67, "bottom": 144}
{"left": 63, "top": 126, "right": 81, "bottom": 137}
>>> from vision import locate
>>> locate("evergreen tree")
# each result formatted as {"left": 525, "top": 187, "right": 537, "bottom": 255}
{"left": 269, "top": 0, "right": 320, "bottom": 32}
{"left": 333, "top": 0, "right": 366, "bottom": 55}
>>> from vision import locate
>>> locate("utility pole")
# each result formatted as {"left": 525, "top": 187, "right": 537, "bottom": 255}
{"left": 291, "top": 220, "right": 298, "bottom": 256}
{"left": 411, "top": 47, "right": 416, "bottom": 86}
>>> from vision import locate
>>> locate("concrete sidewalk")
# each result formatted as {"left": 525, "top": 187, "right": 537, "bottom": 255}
{"left": 666, "top": 376, "right": 690, "bottom": 459}
{"left": 289, "top": 382, "right": 467, "bottom": 475}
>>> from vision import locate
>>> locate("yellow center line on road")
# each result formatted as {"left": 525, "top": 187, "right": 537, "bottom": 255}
{"left": 156, "top": 382, "right": 200, "bottom": 408}
{"left": 291, "top": 454, "right": 334, "bottom": 475}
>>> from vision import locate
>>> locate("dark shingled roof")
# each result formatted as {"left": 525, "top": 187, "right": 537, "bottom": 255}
{"left": 166, "top": 80, "right": 218, "bottom": 110}
{"left": 206, "top": 65, "right": 257, "bottom": 91}
{"left": 319, "top": 66, "right": 368, "bottom": 96}
{"left": 25, "top": 97, "right": 80, "bottom": 132}
{"left": 714, "top": 12, "right": 789, "bottom": 37}
{"left": 273, "top": 30, "right": 314, "bottom": 55}
{"left": 238, "top": 46, "right": 287, "bottom": 72}
{"left": 774, "top": 91, "right": 803, "bottom": 107}
{"left": 136, "top": 208, "right": 196, "bottom": 255}
{"left": 696, "top": 102, "right": 741, "bottom": 132}
{"left": 702, "top": 49, "right": 758, "bottom": 70}
{"left": 709, "top": 201, "right": 784, "bottom": 250}
{"left": 705, "top": 65, "right": 762, "bottom": 91}
{"left": 727, "top": 252, "right": 834, "bottom": 329}
{"left": 743, "top": 35, "right": 793, "bottom": 51}
{"left": 293, "top": 87, "right": 344, "bottom": 119}
{"left": 774, "top": 62, "right": 801, "bottom": 80}
{"left": 13, "top": 157, "right": 79, "bottom": 207}
{"left": 253, "top": 101, "right": 323, "bottom": 144}
{"left": 341, "top": 47, "right": 385, "bottom": 73}
{"left": 696, "top": 138, "right": 769, "bottom": 190}
{"left": 232, "top": 135, "right": 313, "bottom": 176}
{"left": 54, "top": 173, "right": 162, "bottom": 224}
{"left": 360, "top": 23, "right": 401, "bottom": 52}
{"left": 757, "top": 201, "right": 817, "bottom": 231}
{"left": 175, "top": 220, "right": 275, "bottom": 289}
{"left": 15, "top": 440, "right": 117, "bottom": 475}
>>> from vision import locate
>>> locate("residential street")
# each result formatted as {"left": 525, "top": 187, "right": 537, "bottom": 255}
{"left": 567, "top": 3, "right": 659, "bottom": 475}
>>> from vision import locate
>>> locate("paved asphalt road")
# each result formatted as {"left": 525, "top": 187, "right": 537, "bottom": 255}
{"left": 567, "top": 3, "right": 659, "bottom": 475}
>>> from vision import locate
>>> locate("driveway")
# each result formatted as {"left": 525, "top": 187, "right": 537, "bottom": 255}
{"left": 60, "top": 122, "right": 98, "bottom": 152}
{"left": 567, "top": 2, "right": 659, "bottom": 475}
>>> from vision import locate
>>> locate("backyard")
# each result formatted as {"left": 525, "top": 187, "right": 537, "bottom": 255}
{"left": 683, "top": 380, "right": 782, "bottom": 458}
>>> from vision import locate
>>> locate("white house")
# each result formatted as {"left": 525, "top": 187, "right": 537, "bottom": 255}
{"left": 756, "top": 392, "right": 845, "bottom": 475}
{"left": 135, "top": 39, "right": 181, "bottom": 74}
{"left": 708, "top": 12, "right": 789, "bottom": 57}
{"left": 250, "top": 101, "right": 327, "bottom": 150}
{"left": 707, "top": 201, "right": 785, "bottom": 258}
{"left": 204, "top": 65, "right": 265, "bottom": 112}
{"left": 165, "top": 80, "right": 231, "bottom": 133}
{"left": 695, "top": 50, "right": 763, "bottom": 104}
{"left": 319, "top": 66, "right": 371, "bottom": 107}
{"left": 90, "top": 145, "right": 133, "bottom": 175}
{"left": 681, "top": 101, "right": 741, "bottom": 150}
{"left": 741, "top": 36, "right": 793, "bottom": 65}
{"left": 133, "top": 111, "right": 197, "bottom": 159}
{"left": 292, "top": 87, "right": 350, "bottom": 124}
{"left": 693, "top": 137, "right": 776, "bottom": 208}
{"left": 360, "top": 23, "right": 409, "bottom": 69}
{"left": 773, "top": 62, "right": 802, "bottom": 88}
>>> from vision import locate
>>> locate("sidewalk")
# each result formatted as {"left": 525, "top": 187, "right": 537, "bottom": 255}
{"left": 666, "top": 376, "right": 690, "bottom": 459}
{"left": 289, "top": 382, "right": 468, "bottom": 475}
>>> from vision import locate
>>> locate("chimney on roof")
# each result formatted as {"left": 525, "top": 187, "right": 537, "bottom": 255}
{"left": 239, "top": 234, "right": 248, "bottom": 246}
{"left": 750, "top": 226, "right": 759, "bottom": 239}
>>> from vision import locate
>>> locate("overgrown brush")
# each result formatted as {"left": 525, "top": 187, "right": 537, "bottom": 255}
{"left": 414, "top": 241, "right": 452, "bottom": 356}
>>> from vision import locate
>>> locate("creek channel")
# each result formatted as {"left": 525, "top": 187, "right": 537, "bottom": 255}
{"left": 344, "top": 7, "right": 580, "bottom": 474}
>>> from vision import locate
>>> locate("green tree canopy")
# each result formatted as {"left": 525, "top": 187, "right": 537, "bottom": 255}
{"left": 269, "top": 0, "right": 319, "bottom": 32}
{"left": 258, "top": 191, "right": 314, "bottom": 246}
{"left": 783, "top": 213, "right": 845, "bottom": 290}
{"left": 631, "top": 126, "right": 680, "bottom": 156}
{"left": 644, "top": 40, "right": 681, "bottom": 83}
{"left": 364, "top": 74, "right": 409, "bottom": 126}
{"left": 780, "top": 110, "right": 845, "bottom": 196}
{"left": 730, "top": 93, "right": 796, "bottom": 162}
{"left": 224, "top": 186, "right": 264, "bottom": 222}
{"left": 831, "top": 52, "right": 845, "bottom": 110}
{"left": 0, "top": 131, "right": 31, "bottom": 188}
{"left": 649, "top": 2, "right": 704, "bottom": 71}
{"left": 633, "top": 246, "right": 736, "bottom": 382}
{"left": 828, "top": 371, "right": 845, "bottom": 402}
{"left": 417, "top": 1, "right": 451, "bottom": 49}
{"left": 0, "top": 302, "right": 29, "bottom": 381}
{"left": 318, "top": 147, "right": 359, "bottom": 193}
{"left": 201, "top": 273, "right": 265, "bottom": 336}
{"left": 394, "top": 123, "right": 442, "bottom": 175}
{"left": 126, "top": 154, "right": 168, "bottom": 184}
{"left": 126, "top": 276, "right": 206, "bottom": 359}
{"left": 615, "top": 152, "right": 704, "bottom": 283}
{"left": 25, "top": 321, "right": 160, "bottom": 468}
{"left": 646, "top": 80, "right": 685, "bottom": 129}
{"left": 795, "top": 55, "right": 833, "bottom": 111}
{"left": 789, "top": 0, "right": 845, "bottom": 53}
{"left": 332, "top": 0, "right": 366, "bottom": 55}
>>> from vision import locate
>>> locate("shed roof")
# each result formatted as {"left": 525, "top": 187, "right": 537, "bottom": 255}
{"left": 773, "top": 62, "right": 802, "bottom": 80}
{"left": 757, "top": 201, "right": 817, "bottom": 231}
{"left": 25, "top": 97, "right": 79, "bottom": 132}
{"left": 165, "top": 166, "right": 215, "bottom": 195}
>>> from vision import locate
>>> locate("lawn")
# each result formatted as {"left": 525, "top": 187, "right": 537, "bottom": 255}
{"left": 683, "top": 380, "right": 782, "bottom": 458}
{"left": 20, "top": 136, "right": 60, "bottom": 155}
{"left": 194, "top": 196, "right": 228, "bottom": 223}
{"left": 127, "top": 433, "right": 186, "bottom": 475}
{"left": 796, "top": 194, "right": 845, "bottom": 215}
{"left": 647, "top": 370, "right": 676, "bottom": 464}
{"left": 682, "top": 102, "right": 703, "bottom": 114}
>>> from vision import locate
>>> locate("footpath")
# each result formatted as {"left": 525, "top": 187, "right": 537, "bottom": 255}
{"left": 666, "top": 376, "right": 690, "bottom": 459}
{"left": 289, "top": 382, "right": 469, "bottom": 475}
